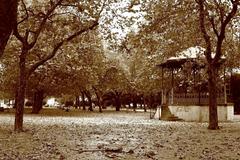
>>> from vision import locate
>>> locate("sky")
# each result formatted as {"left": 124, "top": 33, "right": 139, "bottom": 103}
{"left": 99, "top": 0, "right": 147, "bottom": 42}
{"left": 98, "top": 0, "right": 148, "bottom": 72}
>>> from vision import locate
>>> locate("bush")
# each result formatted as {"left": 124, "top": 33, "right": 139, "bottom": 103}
{"left": 25, "top": 101, "right": 33, "bottom": 106}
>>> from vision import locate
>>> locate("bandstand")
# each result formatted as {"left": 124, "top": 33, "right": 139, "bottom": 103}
{"left": 154, "top": 47, "right": 234, "bottom": 122}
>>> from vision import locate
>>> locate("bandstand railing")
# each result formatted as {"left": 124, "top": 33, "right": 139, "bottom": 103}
{"left": 172, "top": 93, "right": 225, "bottom": 105}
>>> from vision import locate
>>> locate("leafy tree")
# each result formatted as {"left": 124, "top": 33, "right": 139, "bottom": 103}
{"left": 121, "top": 32, "right": 162, "bottom": 94}
{"left": 102, "top": 62, "right": 129, "bottom": 111}
{"left": 196, "top": 0, "right": 239, "bottom": 129}
{"left": 11, "top": 0, "right": 105, "bottom": 131}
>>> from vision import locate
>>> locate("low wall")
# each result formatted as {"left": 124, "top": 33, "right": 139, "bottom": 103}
{"left": 168, "top": 105, "right": 234, "bottom": 122}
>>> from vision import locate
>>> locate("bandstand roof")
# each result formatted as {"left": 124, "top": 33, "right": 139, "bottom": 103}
{"left": 157, "top": 46, "right": 225, "bottom": 69}
{"left": 157, "top": 46, "right": 204, "bottom": 69}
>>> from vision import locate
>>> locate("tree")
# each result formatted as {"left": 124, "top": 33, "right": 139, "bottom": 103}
{"left": 0, "top": 0, "right": 18, "bottom": 57}
{"left": 196, "top": 0, "right": 239, "bottom": 129}
{"left": 102, "top": 64, "right": 129, "bottom": 111}
{"left": 55, "top": 29, "right": 106, "bottom": 111}
{"left": 26, "top": 67, "right": 51, "bottom": 114}
{"left": 12, "top": 0, "right": 105, "bottom": 132}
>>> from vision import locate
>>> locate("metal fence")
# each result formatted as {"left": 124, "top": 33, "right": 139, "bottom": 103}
{"left": 172, "top": 93, "right": 225, "bottom": 105}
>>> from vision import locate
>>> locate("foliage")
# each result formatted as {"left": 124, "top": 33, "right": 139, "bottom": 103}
{"left": 26, "top": 29, "right": 107, "bottom": 99}
{"left": 11, "top": 0, "right": 107, "bottom": 131}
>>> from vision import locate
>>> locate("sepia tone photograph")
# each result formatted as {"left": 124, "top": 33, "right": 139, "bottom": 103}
{"left": 0, "top": 0, "right": 240, "bottom": 159}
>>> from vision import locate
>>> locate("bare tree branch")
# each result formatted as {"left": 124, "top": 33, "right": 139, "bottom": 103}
{"left": 59, "top": 4, "right": 78, "bottom": 7}
{"left": 214, "top": 0, "right": 239, "bottom": 62}
{"left": 13, "top": 26, "right": 25, "bottom": 44}
{"left": 14, "top": 0, "right": 63, "bottom": 45}
{"left": 213, "top": 0, "right": 224, "bottom": 24}
{"left": 17, "top": 0, "right": 29, "bottom": 25}
{"left": 196, "top": 0, "right": 212, "bottom": 62}
{"left": 48, "top": 11, "right": 78, "bottom": 19}
{"left": 28, "top": 0, "right": 64, "bottom": 49}
{"left": 209, "top": 17, "right": 220, "bottom": 37}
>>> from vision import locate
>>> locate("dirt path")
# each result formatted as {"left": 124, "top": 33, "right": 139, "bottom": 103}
{"left": 0, "top": 110, "right": 240, "bottom": 159}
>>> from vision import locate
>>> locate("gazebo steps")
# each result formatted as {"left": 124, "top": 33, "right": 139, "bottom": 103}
{"left": 161, "top": 115, "right": 183, "bottom": 121}
{"left": 160, "top": 104, "right": 183, "bottom": 121}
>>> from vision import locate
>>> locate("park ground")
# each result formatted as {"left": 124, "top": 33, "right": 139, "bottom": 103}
{"left": 0, "top": 108, "right": 240, "bottom": 160}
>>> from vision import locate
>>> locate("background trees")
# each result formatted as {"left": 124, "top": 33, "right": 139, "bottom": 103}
{"left": 102, "top": 64, "right": 129, "bottom": 111}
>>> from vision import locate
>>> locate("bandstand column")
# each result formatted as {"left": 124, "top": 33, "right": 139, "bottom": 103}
{"left": 171, "top": 68, "right": 174, "bottom": 105}
{"left": 224, "top": 66, "right": 227, "bottom": 105}
{"left": 161, "top": 66, "right": 165, "bottom": 105}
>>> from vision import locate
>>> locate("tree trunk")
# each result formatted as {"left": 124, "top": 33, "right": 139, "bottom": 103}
{"left": 196, "top": 0, "right": 238, "bottom": 130}
{"left": 115, "top": 91, "right": 121, "bottom": 111}
{"left": 94, "top": 91, "right": 102, "bottom": 113}
{"left": 143, "top": 96, "right": 147, "bottom": 112}
{"left": 144, "top": 105, "right": 147, "bottom": 112}
{"left": 14, "top": 50, "right": 27, "bottom": 132}
{"left": 97, "top": 96, "right": 102, "bottom": 113}
{"left": 75, "top": 95, "right": 80, "bottom": 109}
{"left": 132, "top": 95, "right": 137, "bottom": 112}
{"left": 31, "top": 90, "right": 44, "bottom": 114}
{"left": 85, "top": 91, "right": 93, "bottom": 111}
{"left": 149, "top": 93, "right": 154, "bottom": 108}
{"left": 0, "top": 0, "right": 18, "bottom": 57}
{"left": 81, "top": 92, "right": 86, "bottom": 110}
{"left": 208, "top": 65, "right": 219, "bottom": 130}
{"left": 115, "top": 97, "right": 121, "bottom": 111}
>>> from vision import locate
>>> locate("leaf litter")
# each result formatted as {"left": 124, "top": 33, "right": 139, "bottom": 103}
{"left": 0, "top": 109, "right": 240, "bottom": 159}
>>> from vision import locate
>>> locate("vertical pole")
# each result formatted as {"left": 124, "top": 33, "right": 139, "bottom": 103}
{"left": 160, "top": 67, "right": 164, "bottom": 120}
{"left": 193, "top": 68, "right": 196, "bottom": 89}
{"left": 198, "top": 68, "right": 201, "bottom": 105}
{"left": 224, "top": 66, "right": 227, "bottom": 105}
{"left": 161, "top": 66, "right": 164, "bottom": 105}
{"left": 171, "top": 68, "right": 174, "bottom": 105}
